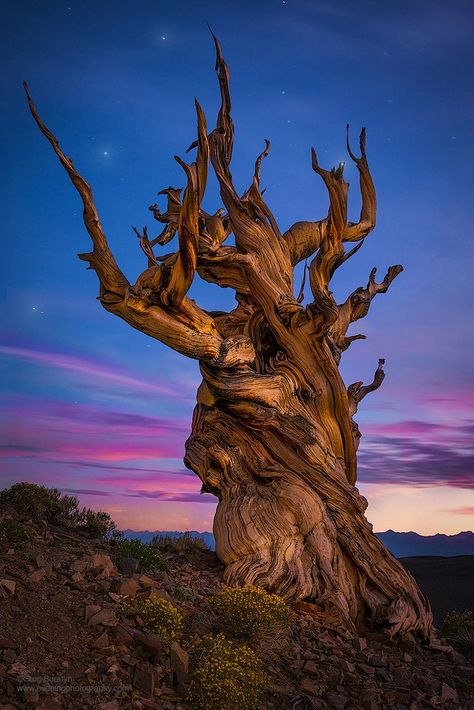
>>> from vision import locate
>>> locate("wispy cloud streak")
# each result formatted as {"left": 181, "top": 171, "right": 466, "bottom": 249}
{"left": 358, "top": 420, "right": 474, "bottom": 489}
{"left": 0, "top": 345, "right": 193, "bottom": 400}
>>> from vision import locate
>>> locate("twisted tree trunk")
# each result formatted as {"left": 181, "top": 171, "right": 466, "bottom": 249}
{"left": 24, "top": 32, "right": 432, "bottom": 639}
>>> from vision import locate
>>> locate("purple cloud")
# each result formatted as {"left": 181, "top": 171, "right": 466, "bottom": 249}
{"left": 358, "top": 420, "right": 474, "bottom": 489}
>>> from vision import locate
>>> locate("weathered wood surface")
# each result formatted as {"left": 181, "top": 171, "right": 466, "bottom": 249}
{"left": 24, "top": 34, "right": 432, "bottom": 639}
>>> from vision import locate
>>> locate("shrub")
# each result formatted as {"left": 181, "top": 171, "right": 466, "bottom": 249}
{"left": 0, "top": 483, "right": 115, "bottom": 539}
{"left": 123, "top": 597, "right": 183, "bottom": 639}
{"left": 0, "top": 483, "right": 78, "bottom": 524}
{"left": 111, "top": 536, "right": 169, "bottom": 572}
{"left": 174, "top": 584, "right": 197, "bottom": 602}
{"left": 151, "top": 531, "right": 208, "bottom": 553}
{"left": 0, "top": 518, "right": 35, "bottom": 543}
{"left": 208, "top": 585, "right": 291, "bottom": 637}
{"left": 186, "top": 633, "right": 268, "bottom": 710}
{"left": 79, "top": 509, "right": 116, "bottom": 539}
{"left": 442, "top": 610, "right": 474, "bottom": 659}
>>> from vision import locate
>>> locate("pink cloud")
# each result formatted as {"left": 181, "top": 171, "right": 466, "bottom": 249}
{"left": 439, "top": 506, "right": 474, "bottom": 516}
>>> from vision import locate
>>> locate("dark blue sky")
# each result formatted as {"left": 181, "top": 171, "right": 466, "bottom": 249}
{"left": 1, "top": 0, "right": 473, "bottom": 532}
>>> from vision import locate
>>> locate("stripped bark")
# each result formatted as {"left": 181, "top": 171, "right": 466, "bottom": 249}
{"left": 24, "top": 39, "right": 432, "bottom": 639}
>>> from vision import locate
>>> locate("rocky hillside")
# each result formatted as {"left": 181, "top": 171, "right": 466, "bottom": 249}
{"left": 1, "top": 496, "right": 473, "bottom": 709}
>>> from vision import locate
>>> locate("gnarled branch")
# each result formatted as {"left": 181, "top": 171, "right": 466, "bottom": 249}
{"left": 331, "top": 265, "right": 403, "bottom": 354}
{"left": 347, "top": 358, "right": 385, "bottom": 416}
{"left": 23, "top": 81, "right": 129, "bottom": 304}
{"left": 24, "top": 82, "right": 248, "bottom": 367}
{"left": 148, "top": 187, "right": 182, "bottom": 247}
{"left": 283, "top": 126, "right": 376, "bottom": 266}
{"left": 343, "top": 126, "right": 376, "bottom": 242}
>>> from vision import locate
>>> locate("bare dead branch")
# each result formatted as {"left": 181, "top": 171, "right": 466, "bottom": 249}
{"left": 148, "top": 187, "right": 182, "bottom": 247}
{"left": 23, "top": 81, "right": 129, "bottom": 302}
{"left": 343, "top": 126, "right": 376, "bottom": 242}
{"left": 347, "top": 358, "right": 385, "bottom": 415}
{"left": 158, "top": 101, "right": 209, "bottom": 307}
{"left": 333, "top": 264, "right": 403, "bottom": 353}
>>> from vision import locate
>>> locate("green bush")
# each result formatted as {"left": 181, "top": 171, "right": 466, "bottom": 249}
{"left": 0, "top": 483, "right": 115, "bottom": 539}
{"left": 0, "top": 483, "right": 78, "bottom": 524}
{"left": 123, "top": 597, "right": 183, "bottom": 639}
{"left": 208, "top": 585, "right": 291, "bottom": 638}
{"left": 186, "top": 633, "right": 268, "bottom": 710}
{"left": 111, "top": 536, "right": 168, "bottom": 572}
{"left": 151, "top": 531, "right": 208, "bottom": 553}
{"left": 173, "top": 584, "right": 197, "bottom": 602}
{"left": 442, "top": 610, "right": 474, "bottom": 659}
{"left": 0, "top": 518, "right": 35, "bottom": 543}
{"left": 79, "top": 508, "right": 116, "bottom": 539}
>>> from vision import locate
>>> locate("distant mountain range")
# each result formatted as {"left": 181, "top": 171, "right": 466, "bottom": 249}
{"left": 123, "top": 528, "right": 474, "bottom": 558}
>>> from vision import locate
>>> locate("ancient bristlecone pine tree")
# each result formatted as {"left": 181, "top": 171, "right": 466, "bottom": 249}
{"left": 25, "top": 36, "right": 432, "bottom": 638}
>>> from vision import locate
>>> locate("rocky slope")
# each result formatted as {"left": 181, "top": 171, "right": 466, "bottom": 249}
{"left": 1, "top": 515, "right": 473, "bottom": 709}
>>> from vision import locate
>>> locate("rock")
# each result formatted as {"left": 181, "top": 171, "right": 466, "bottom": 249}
{"left": 0, "top": 636, "right": 14, "bottom": 649}
{"left": 340, "top": 659, "right": 355, "bottom": 673}
{"left": 85, "top": 604, "right": 101, "bottom": 622}
{"left": 133, "top": 663, "right": 155, "bottom": 697}
{"left": 3, "top": 649, "right": 16, "bottom": 664}
{"left": 325, "top": 692, "right": 348, "bottom": 708}
{"left": 88, "top": 608, "right": 116, "bottom": 626}
{"left": 8, "top": 662, "right": 31, "bottom": 677}
{"left": 303, "top": 660, "right": 319, "bottom": 675}
{"left": 429, "top": 636, "right": 453, "bottom": 653}
{"left": 23, "top": 688, "right": 40, "bottom": 703}
{"left": 92, "top": 631, "right": 110, "bottom": 649}
{"left": 171, "top": 642, "right": 189, "bottom": 674}
{"left": 399, "top": 632, "right": 417, "bottom": 652}
{"left": 118, "top": 557, "right": 140, "bottom": 575}
{"left": 90, "top": 554, "right": 115, "bottom": 577}
{"left": 113, "top": 624, "right": 135, "bottom": 645}
{"left": 28, "top": 569, "right": 46, "bottom": 583}
{"left": 0, "top": 580, "right": 16, "bottom": 594}
{"left": 441, "top": 682, "right": 458, "bottom": 702}
{"left": 357, "top": 663, "right": 375, "bottom": 676}
{"left": 360, "top": 688, "right": 379, "bottom": 703}
{"left": 370, "top": 653, "right": 386, "bottom": 667}
{"left": 70, "top": 558, "right": 89, "bottom": 573}
{"left": 118, "top": 579, "right": 140, "bottom": 597}
{"left": 148, "top": 587, "right": 171, "bottom": 602}
{"left": 403, "top": 653, "right": 412, "bottom": 663}
{"left": 449, "top": 648, "right": 465, "bottom": 664}
{"left": 121, "top": 654, "right": 138, "bottom": 667}
{"left": 71, "top": 572, "right": 84, "bottom": 583}
{"left": 133, "top": 630, "right": 162, "bottom": 658}
{"left": 137, "top": 574, "right": 156, "bottom": 587}
{"left": 299, "top": 676, "right": 321, "bottom": 695}
{"left": 37, "top": 698, "right": 63, "bottom": 710}
{"left": 353, "top": 636, "right": 367, "bottom": 651}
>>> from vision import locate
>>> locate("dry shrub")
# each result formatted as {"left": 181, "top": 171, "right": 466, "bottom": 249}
{"left": 442, "top": 610, "right": 474, "bottom": 659}
{"left": 152, "top": 531, "right": 208, "bottom": 553}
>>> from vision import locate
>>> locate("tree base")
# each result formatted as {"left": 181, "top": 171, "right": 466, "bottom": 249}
{"left": 186, "top": 404, "right": 433, "bottom": 641}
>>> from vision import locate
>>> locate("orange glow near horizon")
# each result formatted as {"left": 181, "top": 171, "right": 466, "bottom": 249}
{"left": 75, "top": 484, "right": 474, "bottom": 535}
